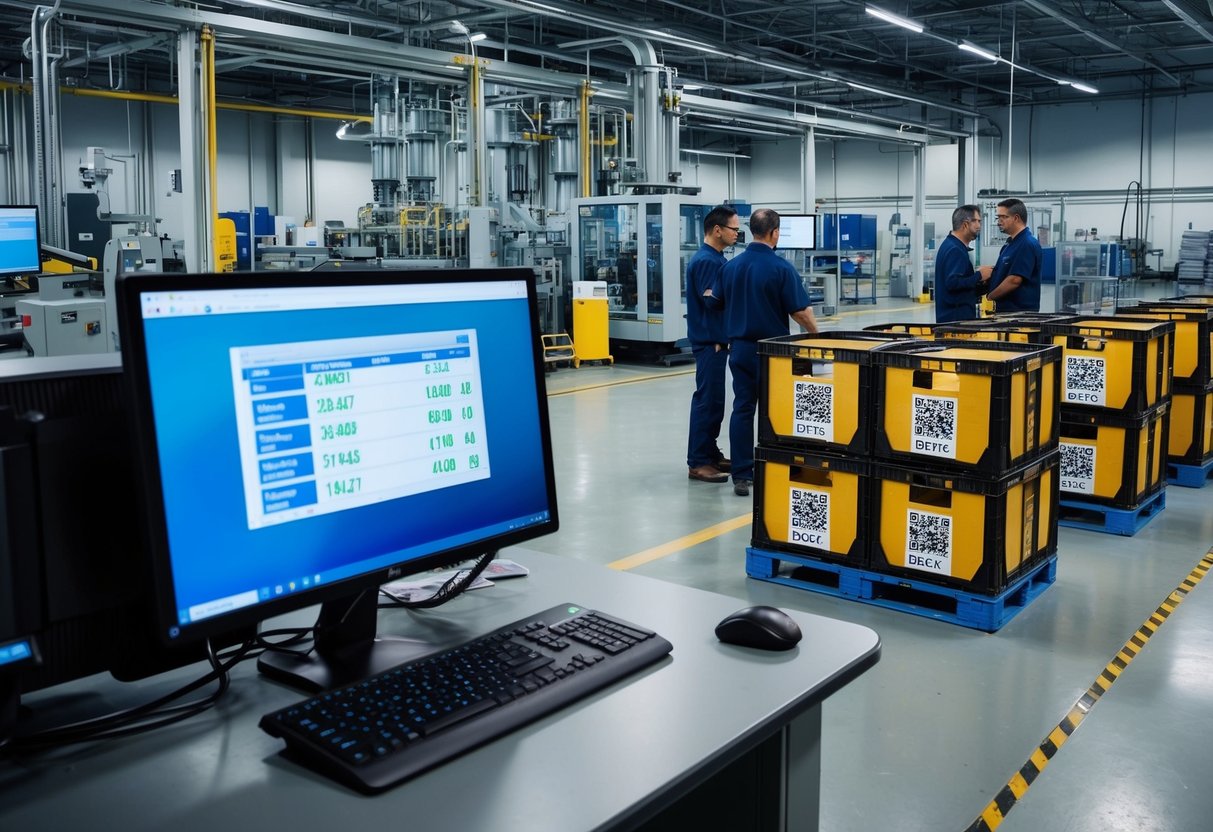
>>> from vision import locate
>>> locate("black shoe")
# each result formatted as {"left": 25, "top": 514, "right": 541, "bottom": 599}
{"left": 733, "top": 479, "right": 752, "bottom": 497}
{"left": 713, "top": 456, "right": 732, "bottom": 473}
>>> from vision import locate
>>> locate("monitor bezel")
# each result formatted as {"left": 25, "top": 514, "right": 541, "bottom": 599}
{"left": 117, "top": 268, "right": 560, "bottom": 646}
{"left": 778, "top": 213, "right": 820, "bottom": 251}
{"left": 0, "top": 205, "right": 43, "bottom": 279}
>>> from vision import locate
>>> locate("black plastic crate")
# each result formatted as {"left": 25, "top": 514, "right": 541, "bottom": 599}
{"left": 1168, "top": 382, "right": 1213, "bottom": 467}
{"left": 1041, "top": 316, "right": 1175, "bottom": 413}
{"left": 757, "top": 330, "right": 916, "bottom": 455}
{"left": 1126, "top": 303, "right": 1213, "bottom": 388}
{"left": 872, "top": 339, "right": 1062, "bottom": 474}
{"left": 1059, "top": 401, "right": 1169, "bottom": 509}
{"left": 868, "top": 455, "right": 1059, "bottom": 596}
{"left": 752, "top": 446, "right": 870, "bottom": 567}
{"left": 861, "top": 322, "right": 945, "bottom": 339}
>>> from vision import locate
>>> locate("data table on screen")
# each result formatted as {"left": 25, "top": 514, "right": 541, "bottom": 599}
{"left": 230, "top": 330, "right": 491, "bottom": 530}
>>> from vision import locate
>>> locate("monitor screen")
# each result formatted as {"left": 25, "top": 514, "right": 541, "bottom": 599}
{"left": 0, "top": 205, "right": 42, "bottom": 278}
{"left": 118, "top": 269, "right": 559, "bottom": 673}
{"left": 778, "top": 214, "right": 819, "bottom": 250}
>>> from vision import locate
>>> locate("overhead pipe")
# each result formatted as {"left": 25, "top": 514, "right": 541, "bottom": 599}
{"left": 0, "top": 80, "right": 373, "bottom": 122}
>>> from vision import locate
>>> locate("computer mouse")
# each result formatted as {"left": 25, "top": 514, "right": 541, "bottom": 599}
{"left": 714, "top": 605, "right": 802, "bottom": 651}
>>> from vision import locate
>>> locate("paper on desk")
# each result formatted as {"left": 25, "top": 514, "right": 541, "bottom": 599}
{"left": 380, "top": 558, "right": 529, "bottom": 603}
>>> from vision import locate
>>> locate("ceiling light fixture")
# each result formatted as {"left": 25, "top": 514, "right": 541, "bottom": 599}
{"left": 468, "top": 32, "right": 487, "bottom": 43}
{"left": 1070, "top": 82, "right": 1099, "bottom": 94}
{"left": 865, "top": 5, "right": 925, "bottom": 34}
{"left": 958, "top": 41, "right": 999, "bottom": 62}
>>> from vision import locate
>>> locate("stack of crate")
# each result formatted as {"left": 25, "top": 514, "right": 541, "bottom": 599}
{"left": 1127, "top": 298, "right": 1213, "bottom": 486}
{"left": 866, "top": 340, "right": 1063, "bottom": 596}
{"left": 749, "top": 331, "right": 914, "bottom": 569}
{"left": 1038, "top": 316, "right": 1175, "bottom": 532}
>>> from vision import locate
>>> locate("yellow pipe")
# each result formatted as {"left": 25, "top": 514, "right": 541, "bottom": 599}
{"left": 579, "top": 80, "right": 592, "bottom": 199}
{"left": 203, "top": 26, "right": 217, "bottom": 226}
{"left": 0, "top": 80, "right": 371, "bottom": 122}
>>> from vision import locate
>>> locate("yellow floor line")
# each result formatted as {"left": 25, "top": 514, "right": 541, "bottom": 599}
{"left": 608, "top": 512, "right": 753, "bottom": 571}
{"left": 832, "top": 303, "right": 923, "bottom": 318}
{"left": 964, "top": 547, "right": 1213, "bottom": 831}
{"left": 548, "top": 368, "right": 694, "bottom": 397}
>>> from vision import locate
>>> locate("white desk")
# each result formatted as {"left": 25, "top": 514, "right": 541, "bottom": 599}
{"left": 0, "top": 550, "right": 880, "bottom": 831}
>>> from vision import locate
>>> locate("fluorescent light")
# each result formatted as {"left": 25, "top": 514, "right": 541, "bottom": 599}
{"left": 468, "top": 32, "right": 487, "bottom": 43}
{"left": 1056, "top": 79, "right": 1071, "bottom": 86}
{"left": 1070, "top": 82, "right": 1099, "bottom": 94}
{"left": 865, "top": 5, "right": 924, "bottom": 34}
{"left": 958, "top": 42, "right": 999, "bottom": 62}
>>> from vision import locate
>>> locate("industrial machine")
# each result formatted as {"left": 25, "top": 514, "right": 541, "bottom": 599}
{"left": 16, "top": 273, "right": 107, "bottom": 357}
{"left": 571, "top": 195, "right": 713, "bottom": 354}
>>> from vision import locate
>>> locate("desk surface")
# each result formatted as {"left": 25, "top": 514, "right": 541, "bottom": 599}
{"left": 0, "top": 550, "right": 879, "bottom": 831}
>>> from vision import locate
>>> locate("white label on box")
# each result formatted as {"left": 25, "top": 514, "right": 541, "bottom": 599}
{"left": 910, "top": 393, "right": 957, "bottom": 459}
{"left": 905, "top": 509, "right": 953, "bottom": 576}
{"left": 792, "top": 380, "right": 834, "bottom": 442}
{"left": 1064, "top": 355, "right": 1107, "bottom": 407}
{"left": 788, "top": 487, "right": 830, "bottom": 551}
{"left": 1059, "top": 442, "right": 1097, "bottom": 494}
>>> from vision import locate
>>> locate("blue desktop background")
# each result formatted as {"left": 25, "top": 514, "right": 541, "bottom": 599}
{"left": 141, "top": 295, "right": 553, "bottom": 624}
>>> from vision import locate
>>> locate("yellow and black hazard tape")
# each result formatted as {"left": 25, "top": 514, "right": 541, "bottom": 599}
{"left": 964, "top": 549, "right": 1213, "bottom": 832}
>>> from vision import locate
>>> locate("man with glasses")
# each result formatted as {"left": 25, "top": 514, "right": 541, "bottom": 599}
{"left": 988, "top": 197, "right": 1043, "bottom": 312}
{"left": 722, "top": 208, "right": 819, "bottom": 497}
{"left": 934, "top": 204, "right": 992, "bottom": 322}
{"left": 685, "top": 205, "right": 741, "bottom": 483}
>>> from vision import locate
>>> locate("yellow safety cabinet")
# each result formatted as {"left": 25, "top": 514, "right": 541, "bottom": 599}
{"left": 572, "top": 281, "right": 613, "bottom": 365}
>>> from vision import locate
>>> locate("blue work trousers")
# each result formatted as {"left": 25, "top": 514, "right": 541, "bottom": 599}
{"left": 728, "top": 339, "right": 760, "bottom": 483}
{"left": 687, "top": 343, "right": 728, "bottom": 468}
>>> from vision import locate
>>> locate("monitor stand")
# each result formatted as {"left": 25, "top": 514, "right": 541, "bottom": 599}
{"left": 257, "top": 589, "right": 437, "bottom": 693}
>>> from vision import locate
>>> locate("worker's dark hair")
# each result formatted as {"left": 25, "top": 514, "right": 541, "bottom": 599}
{"left": 997, "top": 198, "right": 1028, "bottom": 224}
{"left": 703, "top": 205, "right": 738, "bottom": 235}
{"left": 749, "top": 208, "right": 780, "bottom": 238}
{"left": 952, "top": 204, "right": 981, "bottom": 231}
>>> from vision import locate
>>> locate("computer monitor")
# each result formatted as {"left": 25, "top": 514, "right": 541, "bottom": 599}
{"left": 778, "top": 213, "right": 819, "bottom": 250}
{"left": 0, "top": 206, "right": 42, "bottom": 279}
{"left": 0, "top": 354, "right": 253, "bottom": 740}
{"left": 117, "top": 268, "right": 560, "bottom": 691}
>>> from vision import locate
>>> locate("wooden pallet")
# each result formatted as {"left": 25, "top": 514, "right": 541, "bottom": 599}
{"left": 1058, "top": 489, "right": 1166, "bottom": 536}
{"left": 745, "top": 547, "right": 1057, "bottom": 633}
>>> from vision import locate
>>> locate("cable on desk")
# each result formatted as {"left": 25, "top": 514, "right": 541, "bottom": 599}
{"left": 377, "top": 550, "right": 498, "bottom": 610}
{"left": 7, "top": 638, "right": 238, "bottom": 753}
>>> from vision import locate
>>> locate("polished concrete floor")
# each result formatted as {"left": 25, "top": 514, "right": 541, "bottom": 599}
{"left": 532, "top": 283, "right": 1213, "bottom": 832}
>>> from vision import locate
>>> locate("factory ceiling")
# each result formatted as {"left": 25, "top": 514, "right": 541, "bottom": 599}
{"left": 2, "top": 0, "right": 1213, "bottom": 143}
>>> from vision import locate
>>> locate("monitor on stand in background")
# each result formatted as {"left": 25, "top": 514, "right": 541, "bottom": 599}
{"left": 0, "top": 206, "right": 42, "bottom": 286}
{"left": 777, "top": 214, "right": 819, "bottom": 250}
{"left": 117, "top": 268, "right": 560, "bottom": 692}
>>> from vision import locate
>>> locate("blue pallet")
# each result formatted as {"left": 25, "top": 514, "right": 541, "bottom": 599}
{"left": 745, "top": 547, "right": 1057, "bottom": 633}
{"left": 1058, "top": 489, "right": 1166, "bottom": 536}
{"left": 1167, "top": 458, "right": 1213, "bottom": 488}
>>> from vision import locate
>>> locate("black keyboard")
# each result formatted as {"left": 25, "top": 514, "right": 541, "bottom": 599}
{"left": 259, "top": 603, "right": 672, "bottom": 793}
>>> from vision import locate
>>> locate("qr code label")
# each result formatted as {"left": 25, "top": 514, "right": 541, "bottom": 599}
{"left": 1059, "top": 441, "right": 1097, "bottom": 494}
{"left": 905, "top": 509, "right": 952, "bottom": 575}
{"left": 910, "top": 394, "right": 957, "bottom": 459}
{"left": 788, "top": 487, "right": 831, "bottom": 551}
{"left": 1064, "top": 355, "right": 1107, "bottom": 407}
{"left": 792, "top": 380, "right": 834, "bottom": 442}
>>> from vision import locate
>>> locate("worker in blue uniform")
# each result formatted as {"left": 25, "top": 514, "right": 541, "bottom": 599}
{"left": 934, "top": 204, "right": 992, "bottom": 322}
{"left": 722, "top": 208, "right": 819, "bottom": 497}
{"left": 988, "top": 197, "right": 1043, "bottom": 312}
{"left": 685, "top": 205, "right": 742, "bottom": 483}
